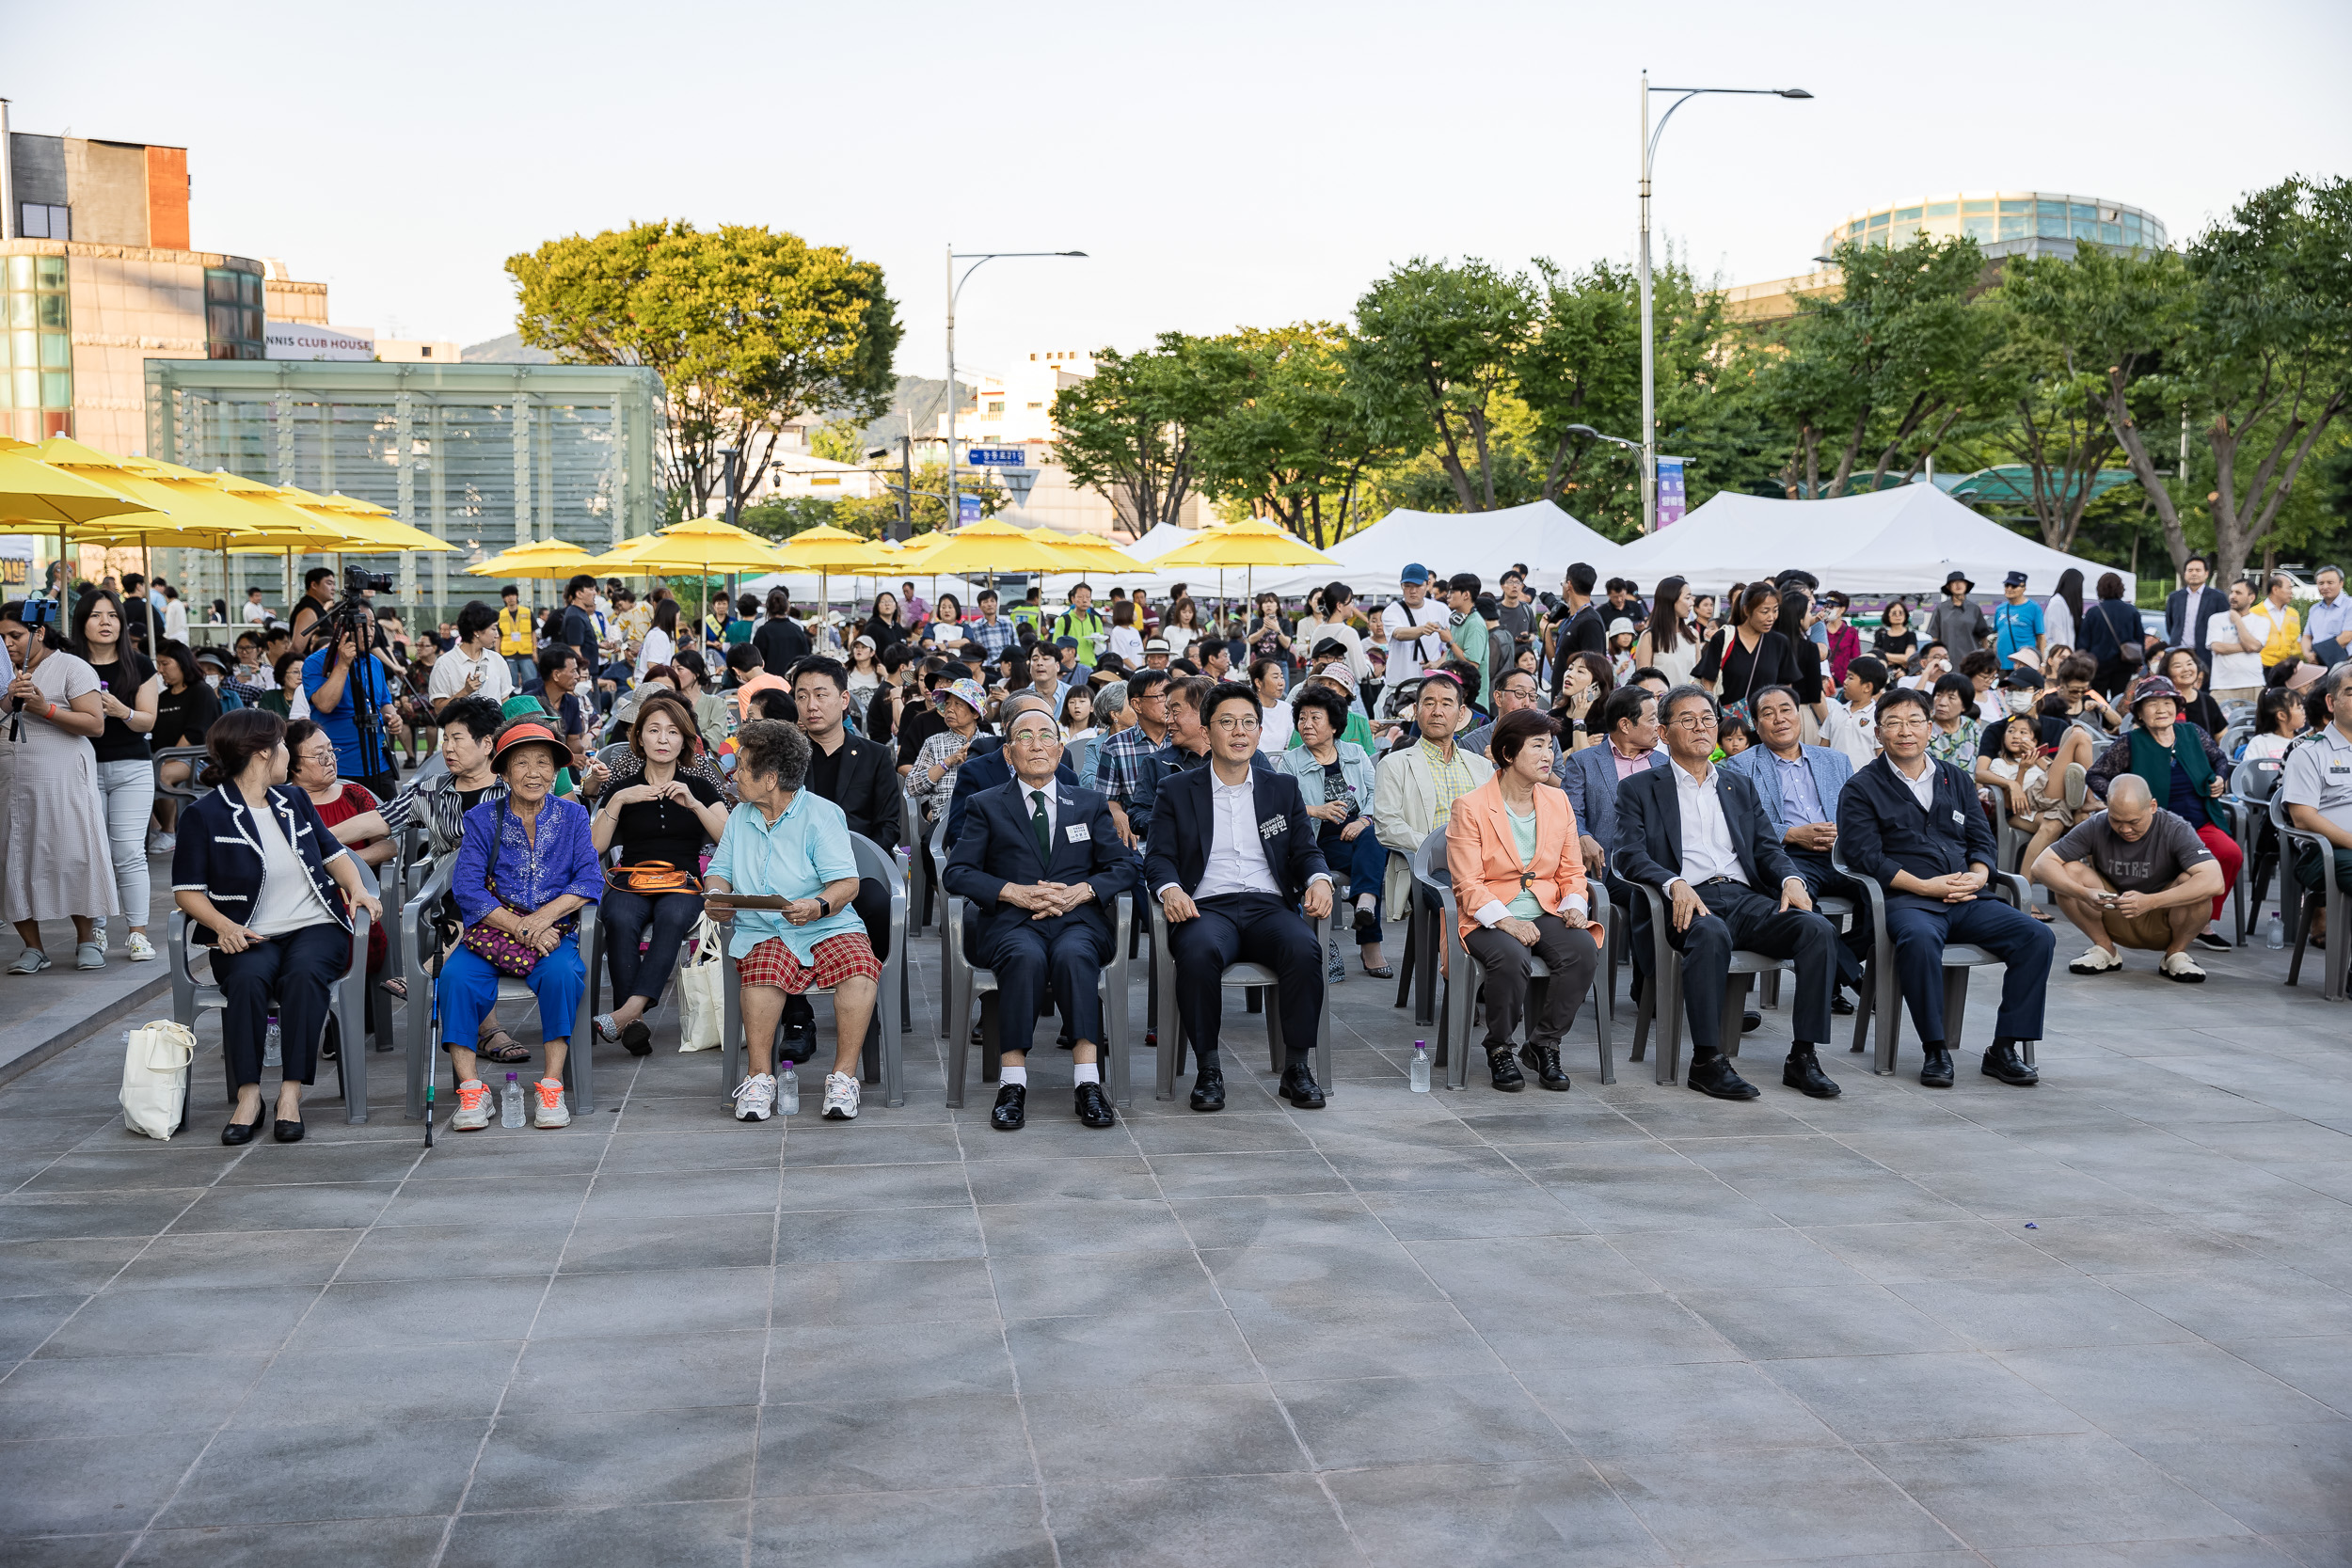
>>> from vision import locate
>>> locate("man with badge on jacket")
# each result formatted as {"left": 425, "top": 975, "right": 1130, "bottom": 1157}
{"left": 1144, "top": 680, "right": 1335, "bottom": 1112}
{"left": 943, "top": 705, "right": 1137, "bottom": 1131}
{"left": 1836, "top": 685, "right": 2053, "bottom": 1087}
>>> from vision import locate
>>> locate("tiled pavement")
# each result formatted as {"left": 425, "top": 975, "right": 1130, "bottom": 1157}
{"left": 1, "top": 918, "right": 2348, "bottom": 1566}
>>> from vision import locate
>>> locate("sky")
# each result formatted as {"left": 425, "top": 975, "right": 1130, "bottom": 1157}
{"left": 17, "top": 0, "right": 2349, "bottom": 388}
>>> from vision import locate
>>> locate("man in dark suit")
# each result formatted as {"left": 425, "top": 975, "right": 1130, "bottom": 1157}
{"left": 1144, "top": 680, "right": 1335, "bottom": 1112}
{"left": 1562, "top": 685, "right": 1667, "bottom": 879}
{"left": 1612, "top": 684, "right": 1844, "bottom": 1101}
{"left": 2165, "top": 555, "right": 2229, "bottom": 670}
{"left": 944, "top": 705, "right": 1137, "bottom": 1131}
{"left": 786, "top": 657, "right": 904, "bottom": 1051}
{"left": 1129, "top": 673, "right": 1279, "bottom": 842}
{"left": 945, "top": 692, "right": 1079, "bottom": 849}
{"left": 1836, "top": 686, "right": 2051, "bottom": 1088}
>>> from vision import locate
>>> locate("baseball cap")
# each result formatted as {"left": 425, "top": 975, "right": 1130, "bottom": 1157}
{"left": 1400, "top": 563, "right": 1431, "bottom": 585}
{"left": 2003, "top": 570, "right": 2029, "bottom": 587}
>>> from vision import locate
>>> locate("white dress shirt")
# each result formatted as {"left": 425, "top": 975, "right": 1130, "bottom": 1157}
{"left": 1891, "top": 756, "right": 1937, "bottom": 811}
{"left": 1019, "top": 780, "right": 1059, "bottom": 849}
{"left": 1155, "top": 770, "right": 1331, "bottom": 900}
{"left": 1669, "top": 762, "right": 1747, "bottom": 890}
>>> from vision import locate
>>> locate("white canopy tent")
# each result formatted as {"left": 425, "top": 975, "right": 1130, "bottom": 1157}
{"left": 1254, "top": 499, "right": 1625, "bottom": 597}
{"left": 1610, "top": 486, "right": 2134, "bottom": 600}
{"left": 1121, "top": 521, "right": 1197, "bottom": 563}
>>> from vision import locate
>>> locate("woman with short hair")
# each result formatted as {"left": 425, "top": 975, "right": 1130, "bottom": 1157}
{"left": 170, "top": 709, "right": 381, "bottom": 1142}
{"left": 1279, "top": 681, "right": 1390, "bottom": 980}
{"left": 590, "top": 694, "right": 728, "bottom": 1054}
{"left": 2, "top": 600, "right": 119, "bottom": 974}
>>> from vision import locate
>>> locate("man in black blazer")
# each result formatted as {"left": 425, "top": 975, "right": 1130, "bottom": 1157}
{"left": 1144, "top": 680, "right": 1334, "bottom": 1112}
{"left": 944, "top": 692, "right": 1078, "bottom": 850}
{"left": 1836, "top": 686, "right": 2051, "bottom": 1087}
{"left": 2165, "top": 555, "right": 2229, "bottom": 670}
{"left": 782, "top": 657, "right": 904, "bottom": 1051}
{"left": 1612, "top": 684, "right": 1844, "bottom": 1101}
{"left": 943, "top": 705, "right": 1137, "bottom": 1131}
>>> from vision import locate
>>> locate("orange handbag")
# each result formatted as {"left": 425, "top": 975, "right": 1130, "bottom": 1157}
{"left": 605, "top": 860, "right": 704, "bottom": 896}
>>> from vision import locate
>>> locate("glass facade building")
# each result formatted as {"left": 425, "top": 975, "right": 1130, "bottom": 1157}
{"left": 1823, "top": 192, "right": 2167, "bottom": 261}
{"left": 143, "top": 358, "right": 663, "bottom": 617}
{"left": 2, "top": 254, "right": 75, "bottom": 438}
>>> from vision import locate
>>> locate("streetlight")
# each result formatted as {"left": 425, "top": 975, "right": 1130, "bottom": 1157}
{"left": 946, "top": 246, "right": 1087, "bottom": 532}
{"left": 1638, "top": 73, "right": 1811, "bottom": 533}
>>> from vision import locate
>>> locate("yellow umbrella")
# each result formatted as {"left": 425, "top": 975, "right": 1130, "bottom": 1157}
{"left": 581, "top": 515, "right": 787, "bottom": 630}
{"left": 466, "top": 539, "right": 599, "bottom": 579}
{"left": 768, "top": 522, "right": 896, "bottom": 624}
{"left": 1, "top": 438, "right": 161, "bottom": 599}
{"left": 573, "top": 534, "right": 662, "bottom": 574}
{"left": 1142, "top": 517, "right": 1339, "bottom": 620}
{"left": 891, "top": 516, "right": 1084, "bottom": 582}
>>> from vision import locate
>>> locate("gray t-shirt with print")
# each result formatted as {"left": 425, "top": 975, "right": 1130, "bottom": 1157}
{"left": 2050, "top": 808, "right": 2215, "bottom": 894}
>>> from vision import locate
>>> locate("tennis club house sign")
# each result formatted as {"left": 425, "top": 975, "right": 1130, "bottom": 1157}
{"left": 264, "top": 321, "right": 377, "bottom": 360}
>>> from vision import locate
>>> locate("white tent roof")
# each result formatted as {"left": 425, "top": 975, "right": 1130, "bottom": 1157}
{"left": 1611, "top": 486, "right": 2133, "bottom": 599}
{"left": 1123, "top": 522, "right": 1199, "bottom": 562}
{"left": 1255, "top": 499, "right": 1625, "bottom": 597}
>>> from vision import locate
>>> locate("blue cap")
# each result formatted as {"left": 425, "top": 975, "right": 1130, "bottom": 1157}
{"left": 1400, "top": 563, "right": 1431, "bottom": 585}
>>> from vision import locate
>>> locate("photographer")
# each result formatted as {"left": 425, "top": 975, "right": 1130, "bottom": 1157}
{"left": 301, "top": 588, "right": 405, "bottom": 799}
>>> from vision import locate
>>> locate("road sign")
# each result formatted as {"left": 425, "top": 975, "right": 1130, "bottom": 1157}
{"left": 958, "top": 493, "right": 983, "bottom": 524}
{"left": 996, "top": 467, "right": 1039, "bottom": 503}
{"left": 966, "top": 447, "right": 1026, "bottom": 467}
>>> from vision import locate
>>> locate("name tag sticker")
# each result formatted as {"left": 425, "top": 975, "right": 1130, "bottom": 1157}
{"left": 1952, "top": 809, "right": 1965, "bottom": 825}
{"left": 1260, "top": 816, "right": 1288, "bottom": 839}
{"left": 1065, "top": 823, "right": 1089, "bottom": 844}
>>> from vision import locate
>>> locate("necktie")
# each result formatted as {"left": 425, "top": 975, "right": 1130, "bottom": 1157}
{"left": 1030, "top": 789, "right": 1051, "bottom": 864}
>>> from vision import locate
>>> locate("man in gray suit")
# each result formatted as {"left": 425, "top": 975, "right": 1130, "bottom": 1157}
{"left": 1562, "top": 685, "right": 1667, "bottom": 880}
{"left": 1724, "top": 684, "right": 1867, "bottom": 1003}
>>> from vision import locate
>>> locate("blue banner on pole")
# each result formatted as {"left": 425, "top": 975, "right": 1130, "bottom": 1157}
{"left": 1656, "top": 456, "right": 1688, "bottom": 528}
{"left": 958, "top": 493, "right": 982, "bottom": 525}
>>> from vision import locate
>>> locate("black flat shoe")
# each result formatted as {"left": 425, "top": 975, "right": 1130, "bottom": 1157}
{"left": 1279, "top": 1063, "right": 1326, "bottom": 1109}
{"left": 1741, "top": 1011, "right": 1762, "bottom": 1033}
{"left": 1518, "top": 1042, "right": 1571, "bottom": 1091}
{"left": 990, "top": 1083, "right": 1026, "bottom": 1131}
{"left": 1982, "top": 1043, "right": 2040, "bottom": 1086}
{"left": 1831, "top": 992, "right": 1855, "bottom": 1016}
{"left": 621, "top": 1021, "right": 653, "bottom": 1056}
{"left": 1918, "top": 1047, "right": 1955, "bottom": 1088}
{"left": 1686, "top": 1053, "right": 1760, "bottom": 1101}
{"left": 1074, "top": 1081, "right": 1116, "bottom": 1128}
{"left": 1486, "top": 1044, "right": 1526, "bottom": 1093}
{"left": 1782, "top": 1046, "right": 1841, "bottom": 1099}
{"left": 273, "top": 1118, "right": 305, "bottom": 1143}
{"left": 221, "top": 1118, "right": 260, "bottom": 1147}
{"left": 1189, "top": 1064, "right": 1226, "bottom": 1113}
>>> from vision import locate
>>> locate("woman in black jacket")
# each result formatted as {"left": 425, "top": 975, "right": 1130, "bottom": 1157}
{"left": 2079, "top": 572, "right": 2148, "bottom": 698}
{"left": 1692, "top": 583, "right": 1798, "bottom": 713}
{"left": 170, "top": 709, "right": 381, "bottom": 1145}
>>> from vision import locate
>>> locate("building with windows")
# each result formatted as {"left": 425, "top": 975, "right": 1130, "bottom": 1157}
{"left": 1725, "top": 189, "right": 2169, "bottom": 326}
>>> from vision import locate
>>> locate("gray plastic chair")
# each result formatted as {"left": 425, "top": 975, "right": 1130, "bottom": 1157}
{"left": 398, "top": 856, "right": 602, "bottom": 1119}
{"left": 1411, "top": 832, "right": 1613, "bottom": 1088}
{"left": 2224, "top": 757, "right": 2286, "bottom": 947}
{"left": 1834, "top": 842, "right": 2038, "bottom": 1073}
{"left": 1625, "top": 881, "right": 1796, "bottom": 1086}
{"left": 168, "top": 902, "right": 373, "bottom": 1124}
{"left": 1152, "top": 897, "right": 1333, "bottom": 1101}
{"left": 2270, "top": 791, "right": 2350, "bottom": 1003}
{"left": 902, "top": 784, "right": 929, "bottom": 935}
{"left": 945, "top": 891, "right": 1133, "bottom": 1108}
{"left": 718, "top": 832, "right": 910, "bottom": 1107}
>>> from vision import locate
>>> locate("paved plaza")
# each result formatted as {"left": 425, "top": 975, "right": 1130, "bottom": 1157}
{"left": 1, "top": 922, "right": 2348, "bottom": 1566}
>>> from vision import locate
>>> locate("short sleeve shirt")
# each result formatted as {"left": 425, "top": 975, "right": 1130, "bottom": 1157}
{"left": 704, "top": 791, "right": 866, "bottom": 962}
{"left": 1992, "top": 600, "right": 2044, "bottom": 669}
{"left": 2280, "top": 723, "right": 2352, "bottom": 835}
{"left": 2051, "top": 808, "right": 2216, "bottom": 894}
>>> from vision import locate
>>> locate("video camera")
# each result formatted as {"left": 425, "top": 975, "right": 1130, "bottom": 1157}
{"left": 344, "top": 565, "right": 394, "bottom": 595}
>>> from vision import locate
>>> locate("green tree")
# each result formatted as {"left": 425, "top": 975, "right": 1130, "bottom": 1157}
{"left": 1051, "top": 333, "right": 1237, "bottom": 535}
{"left": 1346, "top": 259, "right": 1536, "bottom": 512}
{"left": 506, "top": 220, "right": 901, "bottom": 522}
{"left": 807, "top": 419, "right": 870, "bottom": 466}
{"left": 1190, "top": 324, "right": 1406, "bottom": 547}
{"left": 1975, "top": 263, "right": 2135, "bottom": 553}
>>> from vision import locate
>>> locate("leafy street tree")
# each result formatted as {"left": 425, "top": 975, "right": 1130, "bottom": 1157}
{"left": 1976, "top": 261, "right": 2131, "bottom": 553}
{"left": 506, "top": 220, "right": 901, "bottom": 523}
{"left": 1190, "top": 325, "right": 1406, "bottom": 547}
{"left": 1052, "top": 333, "right": 1235, "bottom": 536}
{"left": 1346, "top": 259, "right": 1536, "bottom": 513}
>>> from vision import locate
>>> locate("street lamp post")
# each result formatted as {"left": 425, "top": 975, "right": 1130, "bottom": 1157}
{"left": 1638, "top": 72, "right": 1811, "bottom": 532}
{"left": 946, "top": 246, "right": 1088, "bottom": 532}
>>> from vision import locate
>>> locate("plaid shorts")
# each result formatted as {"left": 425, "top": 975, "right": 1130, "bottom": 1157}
{"left": 735, "top": 934, "right": 881, "bottom": 994}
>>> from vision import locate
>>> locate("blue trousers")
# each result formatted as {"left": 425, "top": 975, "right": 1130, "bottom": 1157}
{"left": 1883, "top": 897, "right": 2055, "bottom": 1045}
{"left": 980, "top": 913, "right": 1109, "bottom": 1053}
{"left": 437, "top": 938, "right": 585, "bottom": 1052}
{"left": 1324, "top": 826, "right": 1388, "bottom": 942}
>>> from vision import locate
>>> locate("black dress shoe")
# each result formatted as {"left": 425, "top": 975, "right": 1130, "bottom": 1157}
{"left": 1918, "top": 1046, "right": 1955, "bottom": 1088}
{"left": 273, "top": 1118, "right": 305, "bottom": 1143}
{"left": 1074, "top": 1081, "right": 1116, "bottom": 1128}
{"left": 621, "top": 1021, "right": 654, "bottom": 1056}
{"left": 221, "top": 1117, "right": 260, "bottom": 1147}
{"left": 1189, "top": 1064, "right": 1226, "bottom": 1113}
{"left": 990, "top": 1083, "right": 1027, "bottom": 1131}
{"left": 1279, "top": 1063, "right": 1327, "bottom": 1109}
{"left": 1782, "top": 1046, "right": 1841, "bottom": 1099}
{"left": 1518, "top": 1042, "right": 1571, "bottom": 1091}
{"left": 1982, "top": 1042, "right": 2041, "bottom": 1086}
{"left": 1686, "top": 1053, "right": 1760, "bottom": 1101}
{"left": 1485, "top": 1044, "right": 1526, "bottom": 1093}
{"left": 1831, "top": 991, "right": 1856, "bottom": 1016}
{"left": 1741, "top": 1011, "right": 1762, "bottom": 1033}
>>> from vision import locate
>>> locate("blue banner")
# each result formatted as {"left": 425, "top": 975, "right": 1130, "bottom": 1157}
{"left": 1656, "top": 456, "right": 1687, "bottom": 529}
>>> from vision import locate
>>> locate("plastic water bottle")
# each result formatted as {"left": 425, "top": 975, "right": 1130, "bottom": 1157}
{"left": 779, "top": 1063, "right": 801, "bottom": 1116}
{"left": 1409, "top": 1040, "right": 1431, "bottom": 1093}
{"left": 262, "top": 1019, "right": 281, "bottom": 1069}
{"left": 501, "top": 1071, "right": 525, "bottom": 1128}
{"left": 2267, "top": 911, "right": 2285, "bottom": 950}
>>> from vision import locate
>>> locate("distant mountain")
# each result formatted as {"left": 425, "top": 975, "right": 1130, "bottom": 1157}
{"left": 461, "top": 332, "right": 554, "bottom": 364}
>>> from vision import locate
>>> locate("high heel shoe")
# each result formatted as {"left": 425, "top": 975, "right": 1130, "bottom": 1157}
{"left": 221, "top": 1111, "right": 262, "bottom": 1146}
{"left": 272, "top": 1117, "right": 305, "bottom": 1143}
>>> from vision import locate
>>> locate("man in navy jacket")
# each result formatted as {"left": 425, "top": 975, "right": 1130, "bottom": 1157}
{"left": 1144, "top": 680, "right": 1334, "bottom": 1112}
{"left": 1836, "top": 686, "right": 2052, "bottom": 1087}
{"left": 1612, "top": 685, "right": 1844, "bottom": 1101}
{"left": 943, "top": 705, "right": 1137, "bottom": 1132}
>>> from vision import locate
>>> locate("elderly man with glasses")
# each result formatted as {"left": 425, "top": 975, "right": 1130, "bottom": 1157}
{"left": 943, "top": 705, "right": 1137, "bottom": 1131}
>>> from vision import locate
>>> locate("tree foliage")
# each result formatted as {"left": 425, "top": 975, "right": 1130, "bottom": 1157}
{"left": 506, "top": 220, "right": 901, "bottom": 522}
{"left": 1345, "top": 259, "right": 1536, "bottom": 513}
{"left": 1189, "top": 324, "right": 1407, "bottom": 547}
{"left": 1050, "top": 333, "right": 1235, "bottom": 535}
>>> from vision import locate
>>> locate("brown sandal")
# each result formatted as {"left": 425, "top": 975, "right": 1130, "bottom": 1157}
{"left": 478, "top": 1030, "right": 531, "bottom": 1064}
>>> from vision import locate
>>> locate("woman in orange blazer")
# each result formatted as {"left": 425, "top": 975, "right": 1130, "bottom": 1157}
{"left": 1445, "top": 708, "right": 1604, "bottom": 1092}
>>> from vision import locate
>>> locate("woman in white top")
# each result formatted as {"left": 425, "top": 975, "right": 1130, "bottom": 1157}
{"left": 2242, "top": 687, "right": 2303, "bottom": 761}
{"left": 635, "top": 599, "right": 679, "bottom": 680}
{"left": 1104, "top": 599, "right": 1146, "bottom": 667}
{"left": 1631, "top": 575, "right": 1699, "bottom": 686}
{"left": 846, "top": 634, "right": 882, "bottom": 703}
{"left": 1161, "top": 597, "right": 1202, "bottom": 662}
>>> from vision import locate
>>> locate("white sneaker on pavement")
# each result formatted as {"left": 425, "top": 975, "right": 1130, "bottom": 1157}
{"left": 532, "top": 1077, "right": 571, "bottom": 1129}
{"left": 2160, "top": 950, "right": 2207, "bottom": 983}
{"left": 450, "top": 1078, "right": 494, "bottom": 1132}
{"left": 821, "top": 1071, "right": 860, "bottom": 1120}
{"left": 733, "top": 1072, "right": 777, "bottom": 1122}
{"left": 125, "top": 932, "right": 156, "bottom": 962}
{"left": 2068, "top": 944, "right": 2122, "bottom": 974}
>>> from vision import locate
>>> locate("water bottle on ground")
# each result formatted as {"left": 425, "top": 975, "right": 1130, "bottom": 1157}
{"left": 2267, "top": 911, "right": 2285, "bottom": 950}
{"left": 262, "top": 1019, "right": 281, "bottom": 1069}
{"left": 1409, "top": 1040, "right": 1431, "bottom": 1093}
{"left": 501, "top": 1071, "right": 525, "bottom": 1128}
{"left": 780, "top": 1063, "right": 801, "bottom": 1115}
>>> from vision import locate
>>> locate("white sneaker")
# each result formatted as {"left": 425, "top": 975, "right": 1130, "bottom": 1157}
{"left": 125, "top": 932, "right": 156, "bottom": 962}
{"left": 732, "top": 1072, "right": 777, "bottom": 1121}
{"left": 2068, "top": 944, "right": 2122, "bottom": 974}
{"left": 532, "top": 1077, "right": 571, "bottom": 1129}
{"left": 147, "top": 830, "right": 176, "bottom": 856}
{"left": 2160, "top": 950, "right": 2207, "bottom": 984}
{"left": 820, "top": 1071, "right": 860, "bottom": 1120}
{"left": 450, "top": 1078, "right": 494, "bottom": 1132}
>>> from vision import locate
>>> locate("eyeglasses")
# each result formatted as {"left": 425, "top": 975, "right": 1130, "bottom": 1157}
{"left": 1665, "top": 714, "right": 1715, "bottom": 732}
{"left": 1009, "top": 728, "right": 1058, "bottom": 745}
{"left": 1211, "top": 716, "right": 1260, "bottom": 733}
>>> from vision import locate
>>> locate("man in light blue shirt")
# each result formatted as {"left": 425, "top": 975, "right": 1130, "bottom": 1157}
{"left": 706, "top": 719, "right": 882, "bottom": 1123}
{"left": 2302, "top": 565, "right": 2352, "bottom": 667}
{"left": 1993, "top": 571, "right": 2046, "bottom": 671}
{"left": 1724, "top": 684, "right": 1867, "bottom": 1002}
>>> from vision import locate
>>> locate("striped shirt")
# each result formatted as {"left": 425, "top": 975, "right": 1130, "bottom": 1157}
{"left": 377, "top": 769, "right": 511, "bottom": 858}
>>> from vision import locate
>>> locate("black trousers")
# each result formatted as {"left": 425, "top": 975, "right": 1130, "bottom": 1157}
{"left": 213, "top": 922, "right": 345, "bottom": 1088}
{"left": 1668, "top": 879, "right": 1837, "bottom": 1057}
{"left": 1787, "top": 848, "right": 1868, "bottom": 990}
{"left": 981, "top": 914, "right": 1110, "bottom": 1054}
{"left": 601, "top": 887, "right": 703, "bottom": 1007}
{"left": 1464, "top": 914, "right": 1602, "bottom": 1051}
{"left": 1168, "top": 890, "right": 1321, "bottom": 1069}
